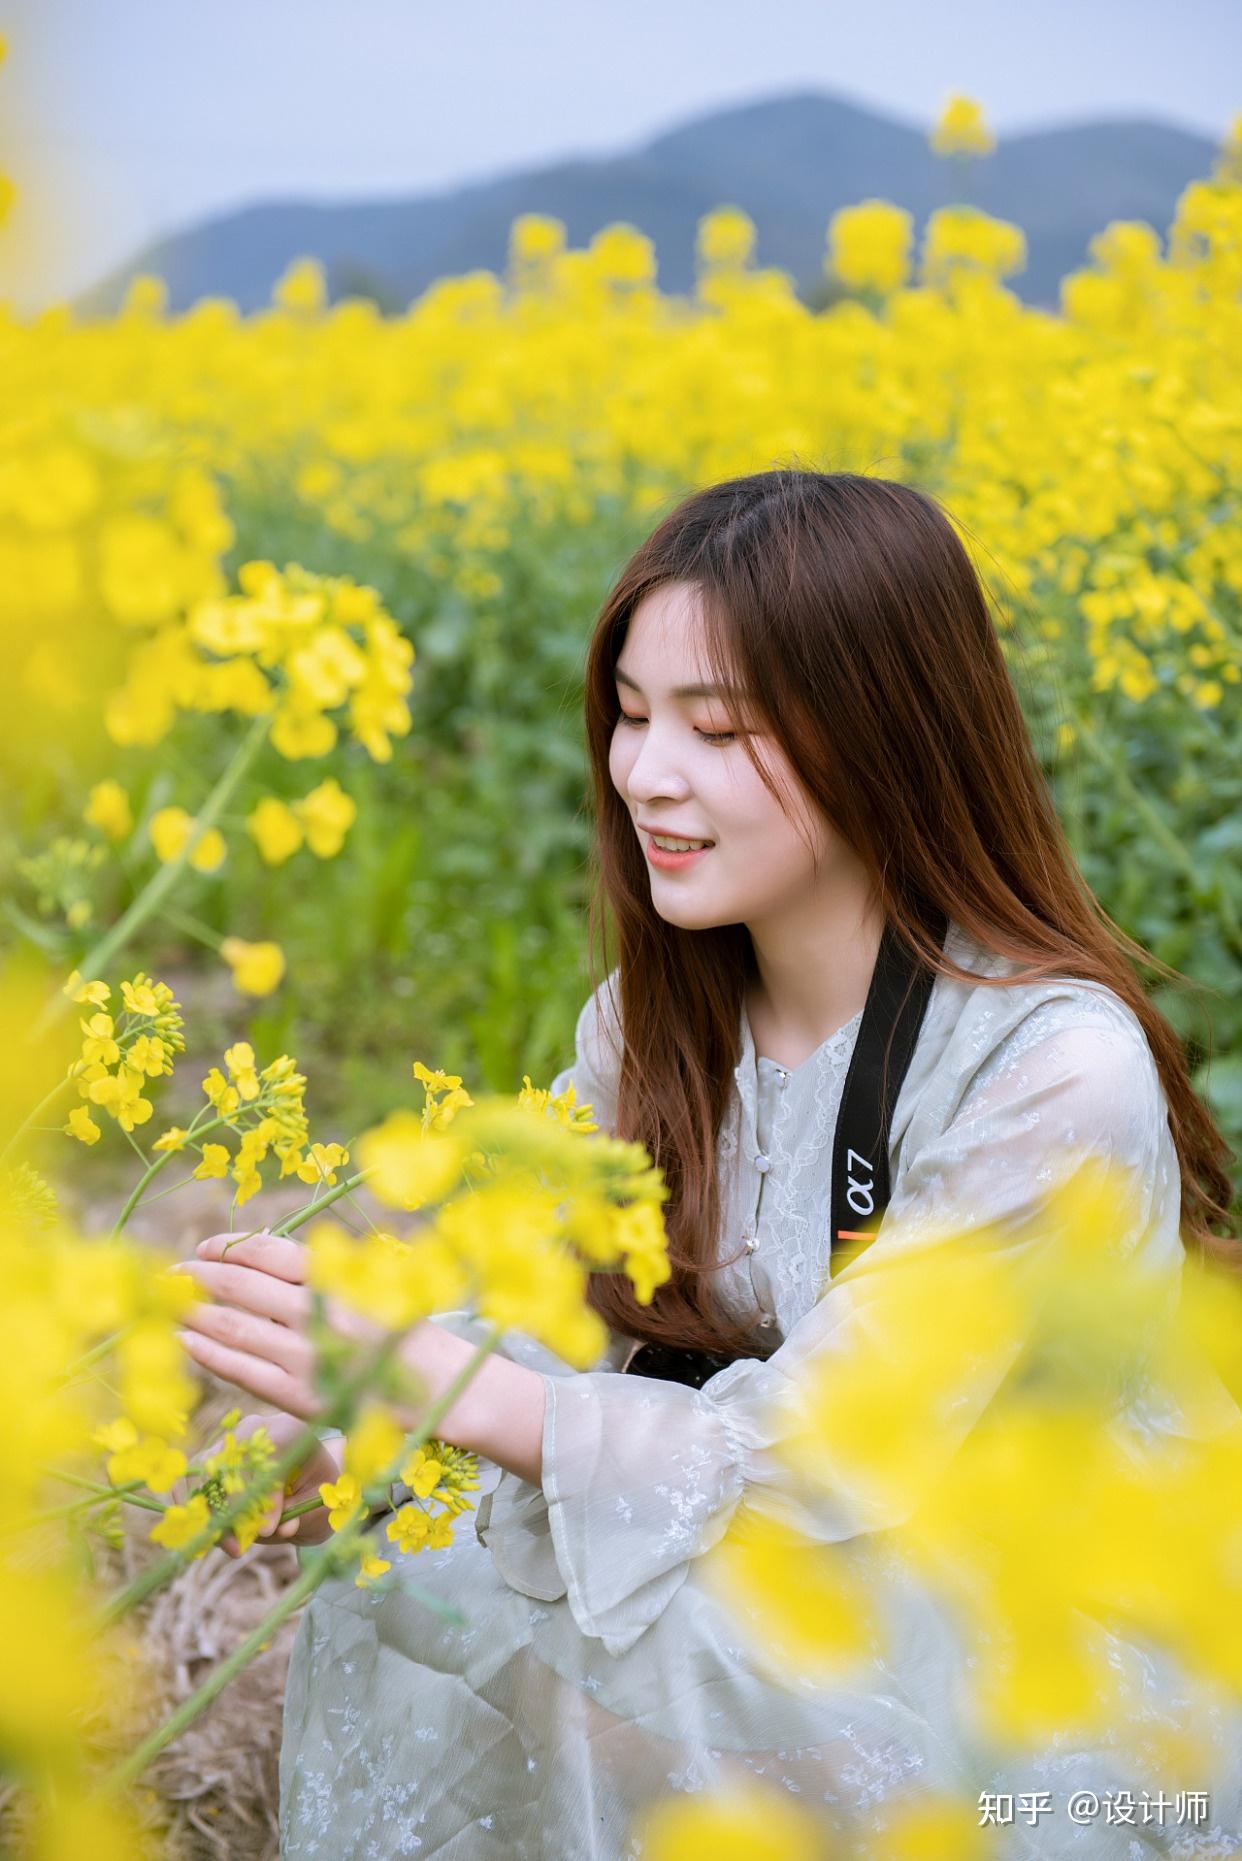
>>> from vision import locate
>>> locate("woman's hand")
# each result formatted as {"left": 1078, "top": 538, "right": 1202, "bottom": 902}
{"left": 172, "top": 1229, "right": 383, "bottom": 1419}
{"left": 172, "top": 1412, "right": 347, "bottom": 1556}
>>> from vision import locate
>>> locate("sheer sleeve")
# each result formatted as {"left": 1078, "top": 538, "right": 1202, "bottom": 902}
{"left": 545, "top": 967, "right": 623, "bottom": 1141}
{"left": 485, "top": 997, "right": 1186, "bottom": 1657}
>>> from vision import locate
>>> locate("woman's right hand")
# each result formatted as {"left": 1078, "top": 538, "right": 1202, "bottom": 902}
{"left": 174, "top": 1411, "right": 348, "bottom": 1558}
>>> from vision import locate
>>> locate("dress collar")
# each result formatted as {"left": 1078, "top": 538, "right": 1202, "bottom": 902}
{"left": 731, "top": 917, "right": 974, "bottom": 1096}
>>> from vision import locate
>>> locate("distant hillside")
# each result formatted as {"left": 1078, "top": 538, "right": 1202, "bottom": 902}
{"left": 77, "top": 91, "right": 1218, "bottom": 318}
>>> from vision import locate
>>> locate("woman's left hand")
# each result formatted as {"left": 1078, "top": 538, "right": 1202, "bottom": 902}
{"left": 172, "top": 1229, "right": 384, "bottom": 1420}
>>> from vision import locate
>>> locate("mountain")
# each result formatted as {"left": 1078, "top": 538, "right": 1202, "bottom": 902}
{"left": 76, "top": 91, "right": 1218, "bottom": 317}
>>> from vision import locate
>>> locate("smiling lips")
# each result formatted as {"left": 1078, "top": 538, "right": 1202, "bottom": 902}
{"left": 645, "top": 835, "right": 714, "bottom": 869}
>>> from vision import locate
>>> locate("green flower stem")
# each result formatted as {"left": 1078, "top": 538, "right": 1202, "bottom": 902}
{"left": 155, "top": 903, "right": 225, "bottom": 951}
{"left": 98, "top": 1322, "right": 502, "bottom": 1798}
{"left": 0, "top": 1069, "right": 85, "bottom": 1167}
{"left": 100, "top": 1560, "right": 323, "bottom": 1800}
{"left": 25, "top": 1486, "right": 165, "bottom": 1527}
{"left": 48, "top": 1469, "right": 154, "bottom": 1503}
{"left": 30, "top": 710, "right": 273, "bottom": 1045}
{"left": 57, "top": 1325, "right": 136, "bottom": 1385}
{"left": 109, "top": 1106, "right": 240, "bottom": 1238}
{"left": 5, "top": 1473, "right": 157, "bottom": 1536}
{"left": 270, "top": 1167, "right": 374, "bottom": 1233}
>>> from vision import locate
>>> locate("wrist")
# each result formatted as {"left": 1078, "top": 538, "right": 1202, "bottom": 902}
{"left": 395, "top": 1320, "right": 477, "bottom": 1444}
{"left": 393, "top": 1320, "right": 546, "bottom": 1486}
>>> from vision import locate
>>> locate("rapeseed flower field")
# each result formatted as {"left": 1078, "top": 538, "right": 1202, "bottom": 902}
{"left": 1, "top": 51, "right": 1240, "bottom": 1854}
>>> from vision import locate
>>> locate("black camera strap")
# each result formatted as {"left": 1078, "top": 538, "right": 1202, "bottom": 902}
{"left": 623, "top": 911, "right": 948, "bottom": 1388}
{"left": 827, "top": 908, "right": 947, "bottom": 1277}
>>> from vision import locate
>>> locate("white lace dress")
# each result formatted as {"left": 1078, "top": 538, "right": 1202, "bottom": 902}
{"left": 278, "top": 920, "right": 1242, "bottom": 1857}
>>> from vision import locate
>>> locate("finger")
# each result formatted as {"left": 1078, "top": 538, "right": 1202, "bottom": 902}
{"left": 176, "top": 1329, "right": 317, "bottom": 1417}
{"left": 175, "top": 1260, "right": 312, "bottom": 1326}
{"left": 196, "top": 1231, "right": 309, "bottom": 1283}
{"left": 180, "top": 1301, "right": 313, "bottom": 1375}
{"left": 262, "top": 1471, "right": 291, "bottom": 1534}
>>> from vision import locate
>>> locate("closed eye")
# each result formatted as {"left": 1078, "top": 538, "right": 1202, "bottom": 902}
{"left": 615, "top": 713, "right": 736, "bottom": 745}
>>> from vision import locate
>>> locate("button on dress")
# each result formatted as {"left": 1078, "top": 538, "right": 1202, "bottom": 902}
{"left": 278, "top": 920, "right": 1242, "bottom": 1858}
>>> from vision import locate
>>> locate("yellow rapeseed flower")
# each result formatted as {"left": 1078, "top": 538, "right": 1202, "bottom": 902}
{"left": 105, "top": 1432, "right": 187, "bottom": 1493}
{"left": 224, "top": 1039, "right": 261, "bottom": 1099}
{"left": 148, "top": 805, "right": 228, "bottom": 873}
{"left": 696, "top": 205, "right": 757, "bottom": 270}
{"left": 827, "top": 200, "right": 915, "bottom": 295}
{"left": 149, "top": 1492, "right": 211, "bottom": 1555}
{"left": 193, "top": 1143, "right": 230, "bottom": 1179}
{"left": 355, "top": 1547, "right": 392, "bottom": 1588}
{"left": 220, "top": 935, "right": 286, "bottom": 995}
{"left": 385, "top": 1504, "right": 432, "bottom": 1555}
{"left": 246, "top": 795, "right": 304, "bottom": 865}
{"left": 354, "top": 1110, "right": 464, "bottom": 1210}
{"left": 400, "top": 1446, "right": 443, "bottom": 1499}
{"left": 930, "top": 93, "right": 996, "bottom": 159}
{"left": 635, "top": 1782, "right": 824, "bottom": 1861}
{"left": 292, "top": 775, "right": 357, "bottom": 857}
{"left": 83, "top": 777, "right": 133, "bottom": 841}
{"left": 319, "top": 1471, "right": 365, "bottom": 1531}
{"left": 274, "top": 255, "right": 326, "bottom": 316}
{"left": 343, "top": 1403, "right": 406, "bottom": 1488}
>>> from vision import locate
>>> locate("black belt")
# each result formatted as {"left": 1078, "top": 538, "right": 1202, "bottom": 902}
{"left": 623, "top": 912, "right": 948, "bottom": 1391}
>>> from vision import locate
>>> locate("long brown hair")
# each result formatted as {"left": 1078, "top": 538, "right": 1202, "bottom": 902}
{"left": 578, "top": 469, "right": 1239, "bottom": 1358}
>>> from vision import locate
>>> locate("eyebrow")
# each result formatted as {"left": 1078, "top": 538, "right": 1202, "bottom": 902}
{"left": 615, "top": 667, "right": 748, "bottom": 701}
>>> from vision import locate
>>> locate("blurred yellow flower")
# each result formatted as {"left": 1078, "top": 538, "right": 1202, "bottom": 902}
{"left": 149, "top": 1493, "right": 211, "bottom": 1555}
{"left": 858, "top": 1794, "right": 993, "bottom": 1861}
{"left": 386, "top": 1504, "right": 431, "bottom": 1554}
{"left": 509, "top": 213, "right": 566, "bottom": 266}
{"left": 148, "top": 805, "right": 227, "bottom": 873}
{"left": 306, "top": 1220, "right": 469, "bottom": 1329}
{"left": 921, "top": 205, "right": 1027, "bottom": 287}
{"left": 83, "top": 778, "right": 133, "bottom": 841}
{"left": 354, "top": 1110, "right": 464, "bottom": 1211}
{"left": 293, "top": 775, "right": 357, "bottom": 857}
{"left": 930, "top": 93, "right": 996, "bottom": 158}
{"left": 247, "top": 795, "right": 304, "bottom": 865}
{"left": 105, "top": 1432, "right": 187, "bottom": 1493}
{"left": 635, "top": 1782, "right": 825, "bottom": 1860}
{"left": 274, "top": 255, "right": 326, "bottom": 315}
{"left": 344, "top": 1404, "right": 406, "bottom": 1487}
{"left": 355, "top": 1548, "right": 392, "bottom": 1588}
{"left": 704, "top": 1506, "right": 876, "bottom": 1685}
{"left": 220, "top": 935, "right": 286, "bottom": 995}
{"left": 697, "top": 205, "right": 757, "bottom": 269}
{"left": 827, "top": 200, "right": 915, "bottom": 295}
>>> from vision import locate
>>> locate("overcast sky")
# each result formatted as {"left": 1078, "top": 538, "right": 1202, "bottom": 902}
{"left": 2, "top": 0, "right": 1237, "bottom": 308}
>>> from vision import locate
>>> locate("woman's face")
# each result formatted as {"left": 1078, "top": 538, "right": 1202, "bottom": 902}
{"left": 608, "top": 581, "right": 846, "bottom": 934}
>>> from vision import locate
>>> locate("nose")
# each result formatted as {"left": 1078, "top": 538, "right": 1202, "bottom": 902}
{"left": 620, "top": 724, "right": 695, "bottom": 806}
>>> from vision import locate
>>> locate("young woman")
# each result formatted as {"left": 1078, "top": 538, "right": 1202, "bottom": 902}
{"left": 178, "top": 470, "right": 1238, "bottom": 1858}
